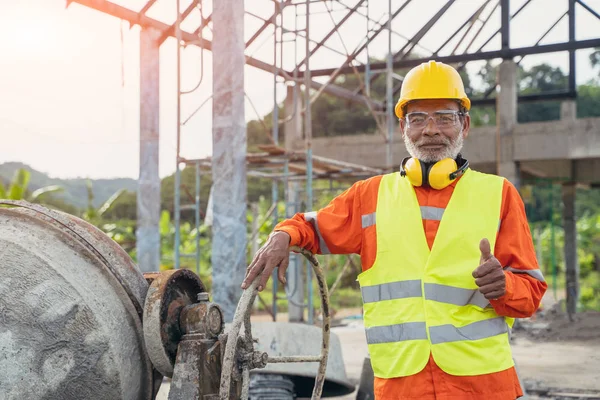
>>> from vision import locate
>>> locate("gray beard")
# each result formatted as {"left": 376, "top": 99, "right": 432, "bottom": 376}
{"left": 403, "top": 128, "right": 464, "bottom": 163}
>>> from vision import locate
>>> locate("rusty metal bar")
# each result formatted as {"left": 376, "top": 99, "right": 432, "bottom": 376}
{"left": 247, "top": 15, "right": 348, "bottom": 60}
{"left": 577, "top": 0, "right": 600, "bottom": 20}
{"left": 450, "top": 1, "right": 490, "bottom": 55}
{"left": 501, "top": 0, "right": 510, "bottom": 51}
{"left": 333, "top": 0, "right": 434, "bottom": 54}
{"left": 295, "top": 0, "right": 367, "bottom": 70}
{"left": 393, "top": 0, "right": 456, "bottom": 61}
{"left": 462, "top": 0, "right": 500, "bottom": 54}
{"left": 158, "top": 0, "right": 198, "bottom": 44}
{"left": 456, "top": 0, "right": 534, "bottom": 71}
{"left": 295, "top": 0, "right": 414, "bottom": 79}
{"left": 516, "top": 11, "right": 568, "bottom": 66}
{"left": 305, "top": 0, "right": 543, "bottom": 77}
{"left": 68, "top": 0, "right": 387, "bottom": 108}
{"left": 245, "top": 0, "right": 293, "bottom": 48}
{"left": 312, "top": 37, "right": 600, "bottom": 76}
{"left": 568, "top": 0, "right": 576, "bottom": 92}
{"left": 138, "top": 0, "right": 158, "bottom": 16}
{"left": 434, "top": 0, "right": 494, "bottom": 55}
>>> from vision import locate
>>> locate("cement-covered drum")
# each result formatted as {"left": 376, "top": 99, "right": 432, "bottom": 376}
{"left": 0, "top": 202, "right": 155, "bottom": 400}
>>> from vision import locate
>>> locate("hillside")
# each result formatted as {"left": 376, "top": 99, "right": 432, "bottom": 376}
{"left": 0, "top": 162, "right": 137, "bottom": 209}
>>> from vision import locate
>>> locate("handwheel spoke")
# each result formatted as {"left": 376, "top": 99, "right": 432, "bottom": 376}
{"left": 220, "top": 247, "right": 330, "bottom": 400}
{"left": 268, "top": 355, "right": 322, "bottom": 363}
{"left": 241, "top": 365, "right": 250, "bottom": 400}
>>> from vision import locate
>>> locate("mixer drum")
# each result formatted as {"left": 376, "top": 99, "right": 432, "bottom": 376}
{"left": 0, "top": 204, "right": 155, "bottom": 400}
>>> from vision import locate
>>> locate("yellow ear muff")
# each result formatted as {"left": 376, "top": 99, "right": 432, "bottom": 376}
{"left": 403, "top": 158, "right": 424, "bottom": 187}
{"left": 428, "top": 158, "right": 458, "bottom": 190}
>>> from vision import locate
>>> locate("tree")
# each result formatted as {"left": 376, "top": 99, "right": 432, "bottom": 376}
{"left": 577, "top": 84, "right": 600, "bottom": 118}
{"left": 590, "top": 47, "right": 600, "bottom": 73}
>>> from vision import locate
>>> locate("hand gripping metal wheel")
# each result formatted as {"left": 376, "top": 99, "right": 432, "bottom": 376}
{"left": 219, "top": 247, "right": 331, "bottom": 400}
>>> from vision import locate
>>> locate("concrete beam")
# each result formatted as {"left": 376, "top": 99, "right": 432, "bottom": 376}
{"left": 137, "top": 27, "right": 161, "bottom": 273}
{"left": 211, "top": 0, "right": 247, "bottom": 322}
{"left": 512, "top": 118, "right": 600, "bottom": 161}
{"left": 296, "top": 117, "right": 600, "bottom": 183}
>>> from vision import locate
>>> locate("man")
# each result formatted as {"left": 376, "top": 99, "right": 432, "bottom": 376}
{"left": 241, "top": 60, "right": 547, "bottom": 400}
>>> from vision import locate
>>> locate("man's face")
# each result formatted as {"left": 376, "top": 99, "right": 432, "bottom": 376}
{"left": 399, "top": 99, "right": 470, "bottom": 163}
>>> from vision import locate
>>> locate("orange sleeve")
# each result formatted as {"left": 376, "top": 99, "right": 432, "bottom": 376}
{"left": 274, "top": 178, "right": 374, "bottom": 255}
{"left": 490, "top": 180, "right": 548, "bottom": 318}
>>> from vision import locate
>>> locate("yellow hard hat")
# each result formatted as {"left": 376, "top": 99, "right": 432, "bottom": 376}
{"left": 394, "top": 60, "right": 471, "bottom": 119}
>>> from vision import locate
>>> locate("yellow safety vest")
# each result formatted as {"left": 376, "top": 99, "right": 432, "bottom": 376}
{"left": 357, "top": 169, "right": 514, "bottom": 378}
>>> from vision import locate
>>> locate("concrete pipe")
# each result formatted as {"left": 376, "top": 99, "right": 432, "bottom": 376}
{"left": 0, "top": 201, "right": 155, "bottom": 400}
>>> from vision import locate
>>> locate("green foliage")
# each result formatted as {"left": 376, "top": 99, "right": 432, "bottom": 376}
{"left": 0, "top": 168, "right": 70, "bottom": 212}
{"left": 528, "top": 185, "right": 600, "bottom": 311}
{"left": 30, "top": 185, "right": 64, "bottom": 202}
{"left": 577, "top": 83, "right": 600, "bottom": 118}
{"left": 0, "top": 162, "right": 137, "bottom": 210}
{"left": 9, "top": 169, "right": 30, "bottom": 200}
{"left": 590, "top": 47, "right": 600, "bottom": 73}
{"left": 83, "top": 180, "right": 128, "bottom": 223}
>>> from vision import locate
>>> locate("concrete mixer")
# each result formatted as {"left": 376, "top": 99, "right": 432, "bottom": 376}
{"left": 0, "top": 201, "right": 354, "bottom": 400}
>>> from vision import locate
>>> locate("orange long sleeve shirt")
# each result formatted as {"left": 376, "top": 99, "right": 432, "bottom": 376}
{"left": 275, "top": 172, "right": 547, "bottom": 400}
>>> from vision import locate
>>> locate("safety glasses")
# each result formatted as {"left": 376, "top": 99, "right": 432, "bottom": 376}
{"left": 404, "top": 110, "right": 465, "bottom": 130}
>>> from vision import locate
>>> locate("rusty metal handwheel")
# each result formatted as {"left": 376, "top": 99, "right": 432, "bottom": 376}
{"left": 143, "top": 269, "right": 207, "bottom": 378}
{"left": 219, "top": 246, "right": 331, "bottom": 400}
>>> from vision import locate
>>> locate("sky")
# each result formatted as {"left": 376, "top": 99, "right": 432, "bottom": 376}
{"left": 0, "top": 0, "right": 599, "bottom": 180}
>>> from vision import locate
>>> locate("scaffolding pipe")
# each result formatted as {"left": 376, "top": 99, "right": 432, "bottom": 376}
{"left": 386, "top": 0, "right": 394, "bottom": 169}
{"left": 174, "top": 0, "right": 182, "bottom": 269}
{"left": 271, "top": 0, "right": 282, "bottom": 321}
{"left": 365, "top": 2, "right": 371, "bottom": 97}
{"left": 195, "top": 163, "right": 201, "bottom": 275}
{"left": 304, "top": 0, "right": 314, "bottom": 326}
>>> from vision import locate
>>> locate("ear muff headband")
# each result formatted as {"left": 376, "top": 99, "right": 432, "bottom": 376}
{"left": 400, "top": 157, "right": 469, "bottom": 189}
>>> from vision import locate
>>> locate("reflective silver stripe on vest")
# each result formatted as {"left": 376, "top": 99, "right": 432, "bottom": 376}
{"left": 362, "top": 212, "right": 376, "bottom": 228}
{"left": 366, "top": 322, "right": 428, "bottom": 345}
{"left": 424, "top": 283, "right": 490, "bottom": 309}
{"left": 504, "top": 266, "right": 546, "bottom": 283}
{"left": 361, "top": 279, "right": 422, "bottom": 304}
{"left": 420, "top": 206, "right": 444, "bottom": 221}
{"left": 303, "top": 211, "right": 331, "bottom": 254}
{"left": 429, "top": 317, "right": 508, "bottom": 345}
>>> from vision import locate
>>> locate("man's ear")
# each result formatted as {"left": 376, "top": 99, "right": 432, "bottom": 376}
{"left": 462, "top": 113, "right": 471, "bottom": 139}
{"left": 399, "top": 119, "right": 406, "bottom": 136}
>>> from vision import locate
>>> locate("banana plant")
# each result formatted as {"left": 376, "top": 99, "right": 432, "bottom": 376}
{"left": 0, "top": 168, "right": 63, "bottom": 202}
{"left": 83, "top": 179, "right": 127, "bottom": 221}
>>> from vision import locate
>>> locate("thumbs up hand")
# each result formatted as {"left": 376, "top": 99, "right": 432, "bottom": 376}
{"left": 472, "top": 238, "right": 506, "bottom": 300}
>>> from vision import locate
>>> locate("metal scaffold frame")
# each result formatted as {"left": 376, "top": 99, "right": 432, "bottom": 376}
{"left": 65, "top": 0, "right": 600, "bottom": 322}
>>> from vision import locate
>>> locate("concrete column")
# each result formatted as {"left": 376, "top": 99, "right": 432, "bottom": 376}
{"left": 285, "top": 84, "right": 305, "bottom": 323}
{"left": 284, "top": 85, "right": 303, "bottom": 151}
{"left": 496, "top": 59, "right": 520, "bottom": 188}
{"left": 561, "top": 100, "right": 577, "bottom": 121}
{"left": 211, "top": 0, "right": 247, "bottom": 322}
{"left": 562, "top": 182, "right": 579, "bottom": 318}
{"left": 137, "top": 27, "right": 161, "bottom": 273}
